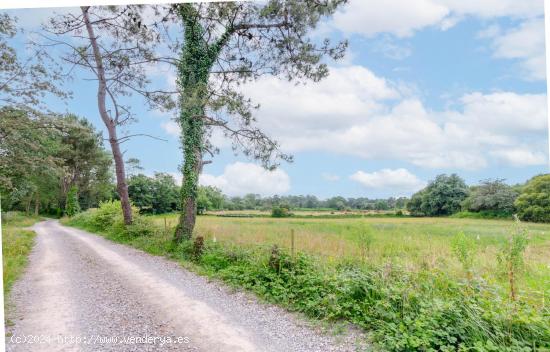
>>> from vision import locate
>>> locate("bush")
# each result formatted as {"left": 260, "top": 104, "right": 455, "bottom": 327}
{"left": 515, "top": 174, "right": 550, "bottom": 223}
{"left": 66, "top": 200, "right": 152, "bottom": 236}
{"left": 271, "top": 206, "right": 291, "bottom": 218}
{"left": 65, "top": 185, "right": 81, "bottom": 217}
{"left": 124, "top": 216, "right": 155, "bottom": 237}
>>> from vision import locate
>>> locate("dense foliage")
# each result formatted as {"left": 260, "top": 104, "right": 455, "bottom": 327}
{"left": 462, "top": 179, "right": 518, "bottom": 217}
{"left": 68, "top": 200, "right": 154, "bottom": 237}
{"left": 515, "top": 174, "right": 550, "bottom": 223}
{"left": 197, "top": 186, "right": 225, "bottom": 214}
{"left": 127, "top": 173, "right": 180, "bottom": 214}
{"left": 408, "top": 174, "right": 469, "bottom": 216}
{"left": 65, "top": 186, "right": 80, "bottom": 217}
{"left": 0, "top": 108, "right": 113, "bottom": 215}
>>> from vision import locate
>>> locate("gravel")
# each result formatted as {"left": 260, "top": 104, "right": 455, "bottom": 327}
{"left": 6, "top": 220, "right": 370, "bottom": 352}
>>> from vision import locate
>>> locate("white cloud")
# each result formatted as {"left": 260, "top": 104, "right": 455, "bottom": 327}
{"left": 322, "top": 173, "right": 340, "bottom": 182}
{"left": 456, "top": 92, "right": 547, "bottom": 132}
{"left": 330, "top": 1, "right": 545, "bottom": 81}
{"left": 490, "top": 148, "right": 548, "bottom": 167}
{"left": 438, "top": 0, "right": 543, "bottom": 19}
{"left": 350, "top": 168, "right": 426, "bottom": 192}
{"left": 161, "top": 120, "right": 180, "bottom": 137}
{"left": 330, "top": 0, "right": 543, "bottom": 38}
{"left": 332, "top": 0, "right": 449, "bottom": 38}
{"left": 243, "top": 68, "right": 548, "bottom": 170}
{"left": 200, "top": 162, "right": 290, "bottom": 196}
{"left": 488, "top": 18, "right": 546, "bottom": 81}
{"left": 245, "top": 65, "right": 399, "bottom": 133}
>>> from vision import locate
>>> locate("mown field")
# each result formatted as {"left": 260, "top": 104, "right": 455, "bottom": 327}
{"left": 150, "top": 213, "right": 550, "bottom": 304}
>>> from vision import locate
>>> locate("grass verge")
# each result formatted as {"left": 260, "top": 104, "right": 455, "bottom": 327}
{"left": 2, "top": 212, "right": 38, "bottom": 299}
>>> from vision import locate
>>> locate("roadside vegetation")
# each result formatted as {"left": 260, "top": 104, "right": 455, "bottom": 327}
{"left": 1, "top": 212, "right": 38, "bottom": 299}
{"left": 65, "top": 202, "right": 550, "bottom": 351}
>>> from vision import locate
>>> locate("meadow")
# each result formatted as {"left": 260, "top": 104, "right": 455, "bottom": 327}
{"left": 151, "top": 213, "right": 550, "bottom": 302}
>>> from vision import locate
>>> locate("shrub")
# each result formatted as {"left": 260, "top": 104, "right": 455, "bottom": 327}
{"left": 451, "top": 232, "right": 476, "bottom": 278}
{"left": 498, "top": 220, "right": 529, "bottom": 301}
{"left": 271, "top": 206, "right": 291, "bottom": 218}
{"left": 65, "top": 186, "right": 81, "bottom": 217}
{"left": 124, "top": 216, "right": 155, "bottom": 237}
{"left": 192, "top": 236, "right": 205, "bottom": 259}
{"left": 515, "top": 174, "right": 550, "bottom": 223}
{"left": 90, "top": 200, "right": 124, "bottom": 230}
{"left": 66, "top": 200, "right": 152, "bottom": 237}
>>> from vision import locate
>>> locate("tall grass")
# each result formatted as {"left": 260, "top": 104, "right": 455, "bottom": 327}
{"left": 151, "top": 214, "right": 550, "bottom": 300}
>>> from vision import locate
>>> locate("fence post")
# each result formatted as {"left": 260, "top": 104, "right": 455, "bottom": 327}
{"left": 164, "top": 217, "right": 167, "bottom": 232}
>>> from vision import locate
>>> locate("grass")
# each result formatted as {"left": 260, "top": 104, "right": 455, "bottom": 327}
{"left": 65, "top": 204, "right": 550, "bottom": 351}
{"left": 151, "top": 213, "right": 550, "bottom": 304}
{"left": 1, "top": 212, "right": 38, "bottom": 307}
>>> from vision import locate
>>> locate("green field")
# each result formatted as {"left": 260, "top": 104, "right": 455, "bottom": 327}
{"left": 151, "top": 213, "right": 550, "bottom": 304}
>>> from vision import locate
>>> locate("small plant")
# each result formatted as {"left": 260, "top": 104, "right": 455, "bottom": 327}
{"left": 192, "top": 236, "right": 205, "bottom": 259}
{"left": 357, "top": 223, "right": 374, "bottom": 263}
{"left": 498, "top": 218, "right": 529, "bottom": 301}
{"left": 268, "top": 244, "right": 281, "bottom": 272}
{"left": 451, "top": 232, "right": 476, "bottom": 279}
{"left": 65, "top": 186, "right": 80, "bottom": 217}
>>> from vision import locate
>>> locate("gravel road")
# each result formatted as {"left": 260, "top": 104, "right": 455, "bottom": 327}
{"left": 6, "top": 220, "right": 369, "bottom": 352}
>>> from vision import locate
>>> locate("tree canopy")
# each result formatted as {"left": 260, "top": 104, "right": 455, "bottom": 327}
{"left": 515, "top": 174, "right": 550, "bottom": 223}
{"left": 407, "top": 174, "right": 469, "bottom": 216}
{"left": 0, "top": 107, "right": 112, "bottom": 214}
{"left": 0, "top": 13, "right": 67, "bottom": 110}
{"left": 462, "top": 179, "right": 518, "bottom": 216}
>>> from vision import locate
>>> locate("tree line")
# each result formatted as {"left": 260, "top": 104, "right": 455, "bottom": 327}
{"left": 126, "top": 172, "right": 409, "bottom": 213}
{"left": 127, "top": 171, "right": 550, "bottom": 224}
{"left": 407, "top": 174, "right": 550, "bottom": 222}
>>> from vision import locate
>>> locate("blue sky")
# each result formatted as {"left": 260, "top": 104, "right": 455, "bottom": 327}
{"left": 5, "top": 1, "right": 549, "bottom": 199}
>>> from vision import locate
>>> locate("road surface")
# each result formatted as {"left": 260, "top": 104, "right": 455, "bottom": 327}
{"left": 6, "top": 220, "right": 367, "bottom": 351}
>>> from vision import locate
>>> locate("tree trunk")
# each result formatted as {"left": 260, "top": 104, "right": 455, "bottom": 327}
{"left": 34, "top": 192, "right": 40, "bottom": 216}
{"left": 174, "top": 5, "right": 224, "bottom": 242}
{"left": 110, "top": 134, "right": 133, "bottom": 225}
{"left": 175, "top": 147, "right": 203, "bottom": 242}
{"left": 81, "top": 6, "right": 132, "bottom": 225}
